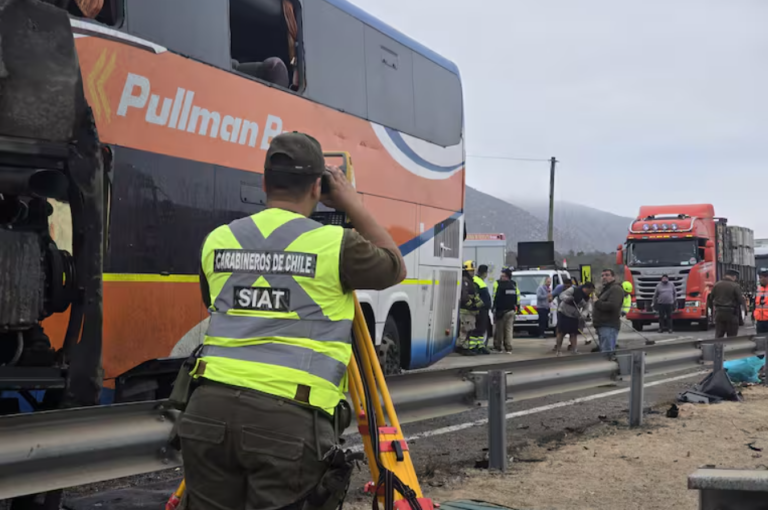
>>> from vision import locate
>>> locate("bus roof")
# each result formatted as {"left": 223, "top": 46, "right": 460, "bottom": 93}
{"left": 325, "top": 0, "right": 460, "bottom": 76}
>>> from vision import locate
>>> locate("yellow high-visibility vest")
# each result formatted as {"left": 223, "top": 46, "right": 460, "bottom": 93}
{"left": 195, "top": 208, "right": 354, "bottom": 414}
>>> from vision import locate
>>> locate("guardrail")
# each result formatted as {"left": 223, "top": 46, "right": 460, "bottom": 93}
{"left": 0, "top": 335, "right": 765, "bottom": 500}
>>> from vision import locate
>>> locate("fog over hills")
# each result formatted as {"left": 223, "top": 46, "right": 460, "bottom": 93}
{"left": 464, "top": 187, "right": 632, "bottom": 254}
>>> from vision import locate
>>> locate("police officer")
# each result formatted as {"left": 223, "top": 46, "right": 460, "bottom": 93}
{"left": 492, "top": 268, "right": 518, "bottom": 353}
{"left": 709, "top": 269, "right": 747, "bottom": 339}
{"left": 755, "top": 270, "right": 768, "bottom": 334}
{"left": 179, "top": 132, "right": 405, "bottom": 510}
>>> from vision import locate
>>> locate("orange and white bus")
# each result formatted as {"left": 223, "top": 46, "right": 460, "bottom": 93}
{"left": 43, "top": 0, "right": 465, "bottom": 400}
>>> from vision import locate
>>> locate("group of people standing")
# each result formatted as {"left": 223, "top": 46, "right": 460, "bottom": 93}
{"left": 458, "top": 261, "right": 519, "bottom": 356}
{"left": 537, "top": 270, "right": 625, "bottom": 356}
{"left": 457, "top": 261, "right": 768, "bottom": 361}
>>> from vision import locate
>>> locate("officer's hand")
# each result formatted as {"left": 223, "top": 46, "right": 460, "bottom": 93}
{"left": 320, "top": 165, "right": 360, "bottom": 211}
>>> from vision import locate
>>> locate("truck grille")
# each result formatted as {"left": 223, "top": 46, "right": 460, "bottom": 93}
{"left": 630, "top": 268, "right": 690, "bottom": 310}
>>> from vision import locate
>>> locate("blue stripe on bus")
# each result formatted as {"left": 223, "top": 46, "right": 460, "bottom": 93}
{"left": 384, "top": 127, "right": 465, "bottom": 173}
{"left": 324, "top": 0, "right": 461, "bottom": 76}
{"left": 399, "top": 211, "right": 463, "bottom": 258}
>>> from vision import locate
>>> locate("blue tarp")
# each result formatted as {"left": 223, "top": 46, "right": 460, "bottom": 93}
{"left": 724, "top": 356, "right": 765, "bottom": 383}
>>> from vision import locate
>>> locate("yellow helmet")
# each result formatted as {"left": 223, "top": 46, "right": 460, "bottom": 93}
{"left": 463, "top": 260, "right": 475, "bottom": 271}
{"left": 622, "top": 281, "right": 633, "bottom": 293}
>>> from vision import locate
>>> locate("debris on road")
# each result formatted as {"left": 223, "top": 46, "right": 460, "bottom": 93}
{"left": 678, "top": 370, "right": 742, "bottom": 404}
{"left": 747, "top": 442, "right": 764, "bottom": 452}
{"left": 372, "top": 386, "right": 768, "bottom": 510}
{"left": 724, "top": 356, "right": 765, "bottom": 384}
{"left": 666, "top": 404, "right": 680, "bottom": 418}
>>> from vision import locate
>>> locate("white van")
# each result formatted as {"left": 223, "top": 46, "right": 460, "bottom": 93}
{"left": 510, "top": 269, "right": 573, "bottom": 336}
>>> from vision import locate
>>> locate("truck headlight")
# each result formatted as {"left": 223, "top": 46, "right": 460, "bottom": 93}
{"left": 685, "top": 301, "right": 700, "bottom": 307}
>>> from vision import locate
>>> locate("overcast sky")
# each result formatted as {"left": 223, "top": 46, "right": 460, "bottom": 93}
{"left": 348, "top": 0, "right": 768, "bottom": 236}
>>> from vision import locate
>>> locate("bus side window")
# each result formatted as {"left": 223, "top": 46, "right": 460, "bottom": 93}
{"left": 229, "top": 0, "right": 302, "bottom": 90}
{"left": 64, "top": 0, "right": 123, "bottom": 26}
{"left": 125, "top": 0, "right": 231, "bottom": 70}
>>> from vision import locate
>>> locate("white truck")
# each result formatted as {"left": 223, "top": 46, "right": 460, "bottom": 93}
{"left": 463, "top": 233, "right": 507, "bottom": 288}
{"left": 511, "top": 268, "right": 573, "bottom": 336}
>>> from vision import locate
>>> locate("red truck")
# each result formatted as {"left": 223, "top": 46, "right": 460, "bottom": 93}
{"left": 617, "top": 204, "right": 756, "bottom": 331}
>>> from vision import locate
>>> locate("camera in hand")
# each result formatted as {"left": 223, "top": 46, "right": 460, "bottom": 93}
{"left": 311, "top": 153, "right": 354, "bottom": 228}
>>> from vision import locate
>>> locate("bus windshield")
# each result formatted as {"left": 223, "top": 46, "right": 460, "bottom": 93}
{"left": 627, "top": 240, "right": 699, "bottom": 267}
{"left": 513, "top": 275, "right": 550, "bottom": 295}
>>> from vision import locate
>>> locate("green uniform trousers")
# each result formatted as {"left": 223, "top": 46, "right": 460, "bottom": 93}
{"left": 179, "top": 382, "right": 336, "bottom": 510}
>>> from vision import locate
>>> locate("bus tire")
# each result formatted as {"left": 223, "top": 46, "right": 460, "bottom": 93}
{"left": 631, "top": 320, "right": 644, "bottom": 332}
{"left": 377, "top": 316, "right": 402, "bottom": 376}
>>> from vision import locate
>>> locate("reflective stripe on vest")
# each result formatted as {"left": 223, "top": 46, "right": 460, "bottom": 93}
{"left": 473, "top": 275, "right": 487, "bottom": 290}
{"left": 756, "top": 286, "right": 768, "bottom": 321}
{"left": 200, "top": 344, "right": 347, "bottom": 386}
{"left": 622, "top": 294, "right": 631, "bottom": 313}
{"left": 199, "top": 208, "right": 354, "bottom": 413}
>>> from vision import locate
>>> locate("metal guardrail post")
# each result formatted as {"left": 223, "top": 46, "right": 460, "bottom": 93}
{"left": 629, "top": 351, "right": 645, "bottom": 428}
{"left": 487, "top": 370, "right": 507, "bottom": 471}
{"left": 713, "top": 343, "right": 724, "bottom": 373}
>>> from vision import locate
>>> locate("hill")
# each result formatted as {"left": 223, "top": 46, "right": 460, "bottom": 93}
{"left": 464, "top": 187, "right": 633, "bottom": 255}
{"left": 519, "top": 200, "right": 633, "bottom": 254}
{"left": 464, "top": 187, "right": 598, "bottom": 254}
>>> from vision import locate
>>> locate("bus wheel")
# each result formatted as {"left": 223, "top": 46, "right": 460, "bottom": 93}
{"left": 377, "top": 316, "right": 402, "bottom": 376}
{"left": 631, "top": 320, "right": 644, "bottom": 332}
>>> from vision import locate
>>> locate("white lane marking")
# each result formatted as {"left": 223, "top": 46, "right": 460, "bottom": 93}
{"left": 347, "top": 370, "right": 708, "bottom": 451}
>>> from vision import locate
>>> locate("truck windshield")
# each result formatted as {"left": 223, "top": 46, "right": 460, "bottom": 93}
{"left": 627, "top": 240, "right": 699, "bottom": 267}
{"left": 513, "top": 275, "right": 550, "bottom": 295}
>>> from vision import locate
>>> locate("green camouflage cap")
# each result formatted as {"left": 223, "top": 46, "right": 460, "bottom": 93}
{"left": 264, "top": 131, "right": 325, "bottom": 175}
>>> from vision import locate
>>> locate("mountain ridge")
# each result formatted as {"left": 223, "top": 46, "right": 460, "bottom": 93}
{"left": 464, "top": 187, "right": 632, "bottom": 254}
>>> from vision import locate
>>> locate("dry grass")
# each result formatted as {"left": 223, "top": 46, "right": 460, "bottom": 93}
{"left": 347, "top": 386, "right": 768, "bottom": 510}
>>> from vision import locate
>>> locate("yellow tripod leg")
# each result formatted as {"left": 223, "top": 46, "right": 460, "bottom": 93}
{"left": 165, "top": 479, "right": 185, "bottom": 510}
{"left": 351, "top": 294, "right": 433, "bottom": 510}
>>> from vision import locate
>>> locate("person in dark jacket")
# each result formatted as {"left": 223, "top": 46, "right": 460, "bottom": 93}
{"left": 555, "top": 282, "right": 595, "bottom": 355}
{"left": 709, "top": 269, "right": 747, "bottom": 338}
{"left": 492, "top": 269, "right": 518, "bottom": 353}
{"left": 593, "top": 269, "right": 624, "bottom": 352}
{"left": 653, "top": 274, "right": 676, "bottom": 333}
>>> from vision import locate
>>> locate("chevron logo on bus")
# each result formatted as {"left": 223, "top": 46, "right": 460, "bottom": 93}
{"left": 87, "top": 48, "right": 117, "bottom": 124}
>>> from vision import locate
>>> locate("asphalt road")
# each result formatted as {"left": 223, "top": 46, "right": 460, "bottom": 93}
{"left": 63, "top": 322, "right": 757, "bottom": 509}
{"left": 427, "top": 320, "right": 752, "bottom": 371}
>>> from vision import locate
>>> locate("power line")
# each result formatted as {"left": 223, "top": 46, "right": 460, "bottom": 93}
{"left": 465, "top": 154, "right": 552, "bottom": 163}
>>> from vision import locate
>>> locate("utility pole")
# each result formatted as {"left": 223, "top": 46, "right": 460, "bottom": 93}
{"left": 547, "top": 157, "right": 558, "bottom": 242}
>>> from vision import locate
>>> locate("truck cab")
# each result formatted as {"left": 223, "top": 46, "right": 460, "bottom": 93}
{"left": 618, "top": 204, "right": 755, "bottom": 331}
{"left": 510, "top": 269, "right": 572, "bottom": 335}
